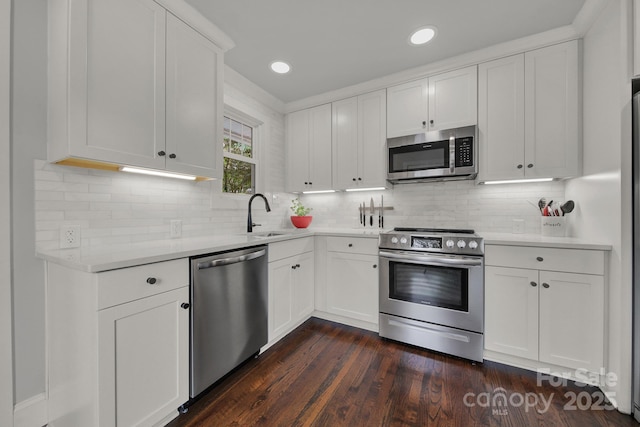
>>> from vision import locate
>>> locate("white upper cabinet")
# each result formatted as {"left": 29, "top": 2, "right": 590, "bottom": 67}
{"left": 478, "top": 40, "right": 580, "bottom": 181}
{"left": 48, "top": 0, "right": 229, "bottom": 178}
{"left": 165, "top": 13, "right": 223, "bottom": 178}
{"left": 386, "top": 66, "right": 477, "bottom": 138}
{"left": 524, "top": 41, "right": 580, "bottom": 179}
{"left": 428, "top": 66, "right": 478, "bottom": 131}
{"left": 286, "top": 104, "right": 333, "bottom": 193}
{"left": 478, "top": 54, "right": 526, "bottom": 181}
{"left": 332, "top": 90, "right": 387, "bottom": 190}
{"left": 386, "top": 79, "right": 429, "bottom": 138}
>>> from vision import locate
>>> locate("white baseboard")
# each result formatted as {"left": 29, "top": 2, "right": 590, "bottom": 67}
{"left": 14, "top": 393, "right": 47, "bottom": 427}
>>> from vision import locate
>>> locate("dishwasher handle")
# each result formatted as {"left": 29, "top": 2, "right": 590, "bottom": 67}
{"left": 196, "top": 249, "right": 266, "bottom": 270}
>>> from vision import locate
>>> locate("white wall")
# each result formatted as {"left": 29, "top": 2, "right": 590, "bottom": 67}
{"left": 1, "top": 0, "right": 14, "bottom": 424}
{"left": 11, "top": 0, "right": 47, "bottom": 404}
{"left": 565, "top": 0, "right": 633, "bottom": 413}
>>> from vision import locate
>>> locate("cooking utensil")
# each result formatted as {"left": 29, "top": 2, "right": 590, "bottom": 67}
{"left": 370, "top": 198, "right": 374, "bottom": 227}
{"left": 538, "top": 198, "right": 546, "bottom": 214}
{"left": 362, "top": 202, "right": 366, "bottom": 227}
{"left": 380, "top": 195, "right": 384, "bottom": 229}
{"left": 359, "top": 203, "right": 362, "bottom": 225}
{"left": 561, "top": 200, "right": 575, "bottom": 216}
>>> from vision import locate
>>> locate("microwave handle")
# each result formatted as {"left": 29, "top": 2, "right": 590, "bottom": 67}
{"left": 449, "top": 135, "right": 455, "bottom": 173}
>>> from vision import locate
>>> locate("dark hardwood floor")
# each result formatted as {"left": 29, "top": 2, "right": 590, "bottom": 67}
{"left": 168, "top": 318, "right": 637, "bottom": 427}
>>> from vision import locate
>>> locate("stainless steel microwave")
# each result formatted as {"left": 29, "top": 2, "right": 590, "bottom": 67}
{"left": 386, "top": 125, "right": 477, "bottom": 183}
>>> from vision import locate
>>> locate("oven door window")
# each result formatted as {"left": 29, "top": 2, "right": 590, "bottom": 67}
{"left": 388, "top": 140, "right": 449, "bottom": 173}
{"left": 388, "top": 261, "right": 469, "bottom": 312}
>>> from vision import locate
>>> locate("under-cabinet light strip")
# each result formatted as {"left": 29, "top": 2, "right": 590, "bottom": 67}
{"left": 120, "top": 166, "right": 197, "bottom": 181}
{"left": 482, "top": 178, "right": 554, "bottom": 185}
{"left": 345, "top": 187, "right": 386, "bottom": 192}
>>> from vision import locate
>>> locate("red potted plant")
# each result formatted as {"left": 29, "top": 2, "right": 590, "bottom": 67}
{"left": 290, "top": 198, "right": 312, "bottom": 228}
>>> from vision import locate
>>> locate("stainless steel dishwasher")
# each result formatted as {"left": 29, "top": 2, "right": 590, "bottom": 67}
{"left": 189, "top": 245, "right": 268, "bottom": 398}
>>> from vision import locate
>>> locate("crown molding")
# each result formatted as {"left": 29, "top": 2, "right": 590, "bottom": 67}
{"left": 155, "top": 0, "right": 235, "bottom": 51}
{"left": 572, "top": 0, "right": 610, "bottom": 36}
{"left": 224, "top": 66, "right": 286, "bottom": 115}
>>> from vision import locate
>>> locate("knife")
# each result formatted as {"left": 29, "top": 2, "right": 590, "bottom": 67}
{"left": 370, "top": 198, "right": 374, "bottom": 227}
{"left": 380, "top": 195, "right": 384, "bottom": 229}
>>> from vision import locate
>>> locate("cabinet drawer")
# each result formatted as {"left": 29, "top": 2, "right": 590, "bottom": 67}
{"left": 326, "top": 236, "right": 378, "bottom": 255}
{"left": 485, "top": 245, "right": 605, "bottom": 275}
{"left": 269, "top": 237, "right": 314, "bottom": 262}
{"left": 98, "top": 259, "right": 189, "bottom": 309}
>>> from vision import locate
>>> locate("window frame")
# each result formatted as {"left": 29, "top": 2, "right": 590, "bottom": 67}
{"left": 222, "top": 106, "right": 263, "bottom": 196}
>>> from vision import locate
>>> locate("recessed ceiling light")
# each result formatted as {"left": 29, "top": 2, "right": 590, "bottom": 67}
{"left": 409, "top": 27, "right": 437, "bottom": 46}
{"left": 270, "top": 61, "right": 291, "bottom": 74}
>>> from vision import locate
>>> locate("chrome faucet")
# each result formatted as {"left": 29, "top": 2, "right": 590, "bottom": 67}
{"left": 247, "top": 193, "right": 271, "bottom": 232}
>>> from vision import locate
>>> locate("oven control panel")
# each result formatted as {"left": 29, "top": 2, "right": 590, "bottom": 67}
{"left": 379, "top": 233, "right": 484, "bottom": 255}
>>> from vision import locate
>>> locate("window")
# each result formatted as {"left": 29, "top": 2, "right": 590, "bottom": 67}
{"left": 223, "top": 116, "right": 256, "bottom": 194}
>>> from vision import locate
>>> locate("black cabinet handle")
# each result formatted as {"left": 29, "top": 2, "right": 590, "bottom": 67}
{"left": 530, "top": 281, "right": 537, "bottom": 287}
{"left": 352, "top": 178, "right": 356, "bottom": 181}
{"left": 169, "top": 153, "right": 177, "bottom": 159}
{"left": 536, "top": 257, "right": 543, "bottom": 262}
{"left": 430, "top": 119, "right": 434, "bottom": 125}
{"left": 348, "top": 243, "right": 353, "bottom": 247}
{"left": 517, "top": 164, "right": 523, "bottom": 169}
{"left": 181, "top": 303, "right": 190, "bottom": 309}
{"left": 358, "top": 177, "right": 362, "bottom": 181}
{"left": 146, "top": 277, "right": 157, "bottom": 285}
{"left": 542, "top": 283, "right": 550, "bottom": 289}
{"left": 373, "top": 264, "right": 377, "bottom": 269}
{"left": 422, "top": 121, "right": 426, "bottom": 127}
{"left": 158, "top": 151, "right": 166, "bottom": 156}
{"left": 527, "top": 163, "right": 533, "bottom": 168}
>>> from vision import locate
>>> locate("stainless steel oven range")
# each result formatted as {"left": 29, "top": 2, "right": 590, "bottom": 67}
{"left": 379, "top": 228, "right": 485, "bottom": 362}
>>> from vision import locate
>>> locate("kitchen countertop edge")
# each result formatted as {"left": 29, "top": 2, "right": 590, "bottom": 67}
{"left": 481, "top": 232, "right": 612, "bottom": 251}
{"left": 37, "top": 228, "right": 612, "bottom": 273}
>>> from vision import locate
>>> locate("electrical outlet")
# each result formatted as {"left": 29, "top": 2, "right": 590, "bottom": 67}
{"left": 59, "top": 226, "right": 81, "bottom": 249}
{"left": 170, "top": 220, "right": 182, "bottom": 238}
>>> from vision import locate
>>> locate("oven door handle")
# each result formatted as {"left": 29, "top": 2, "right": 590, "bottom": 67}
{"left": 379, "top": 250, "right": 483, "bottom": 268}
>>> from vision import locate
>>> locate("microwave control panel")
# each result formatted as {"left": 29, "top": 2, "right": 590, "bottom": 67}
{"left": 455, "top": 137, "right": 474, "bottom": 167}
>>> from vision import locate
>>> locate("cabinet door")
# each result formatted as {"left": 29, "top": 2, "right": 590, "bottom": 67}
{"left": 286, "top": 109, "right": 311, "bottom": 192}
{"left": 484, "top": 266, "right": 538, "bottom": 360}
{"left": 69, "top": 0, "right": 166, "bottom": 169}
{"left": 386, "top": 79, "right": 428, "bottom": 138}
{"left": 524, "top": 41, "right": 579, "bottom": 178}
{"left": 428, "top": 66, "right": 478, "bottom": 131}
{"left": 538, "top": 271, "right": 604, "bottom": 373}
{"left": 268, "top": 257, "right": 294, "bottom": 340}
{"left": 98, "top": 287, "right": 189, "bottom": 427}
{"left": 478, "top": 55, "right": 525, "bottom": 181}
{"left": 326, "top": 252, "right": 378, "bottom": 323}
{"left": 358, "top": 90, "right": 387, "bottom": 188}
{"left": 308, "top": 104, "right": 333, "bottom": 191}
{"left": 166, "top": 14, "right": 223, "bottom": 178}
{"left": 332, "top": 96, "right": 359, "bottom": 189}
{"left": 293, "top": 252, "right": 315, "bottom": 320}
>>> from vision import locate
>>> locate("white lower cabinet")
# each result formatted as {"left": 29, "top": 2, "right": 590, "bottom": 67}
{"left": 316, "top": 236, "right": 379, "bottom": 328}
{"left": 46, "top": 259, "right": 190, "bottom": 427}
{"left": 484, "top": 245, "right": 606, "bottom": 376}
{"left": 268, "top": 238, "right": 315, "bottom": 345}
{"left": 98, "top": 287, "right": 189, "bottom": 426}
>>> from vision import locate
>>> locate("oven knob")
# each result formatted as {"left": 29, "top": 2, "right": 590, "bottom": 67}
{"left": 446, "top": 239, "right": 455, "bottom": 248}
{"left": 457, "top": 240, "right": 466, "bottom": 248}
{"left": 391, "top": 237, "right": 399, "bottom": 244}
{"left": 400, "top": 237, "right": 408, "bottom": 244}
{"left": 468, "top": 240, "right": 478, "bottom": 249}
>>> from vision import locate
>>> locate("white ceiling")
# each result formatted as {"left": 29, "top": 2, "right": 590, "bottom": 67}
{"left": 185, "top": 0, "right": 586, "bottom": 104}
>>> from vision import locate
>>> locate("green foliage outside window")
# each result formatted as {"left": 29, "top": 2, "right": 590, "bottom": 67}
{"left": 223, "top": 117, "right": 255, "bottom": 194}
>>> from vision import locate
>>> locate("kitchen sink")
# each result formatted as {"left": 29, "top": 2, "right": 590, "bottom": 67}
{"left": 249, "top": 231, "right": 291, "bottom": 238}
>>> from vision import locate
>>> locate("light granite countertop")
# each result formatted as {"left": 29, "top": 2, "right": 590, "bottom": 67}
{"left": 37, "top": 227, "right": 611, "bottom": 273}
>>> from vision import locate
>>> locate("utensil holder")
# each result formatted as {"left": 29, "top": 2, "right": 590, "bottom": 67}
{"left": 541, "top": 216, "right": 566, "bottom": 237}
